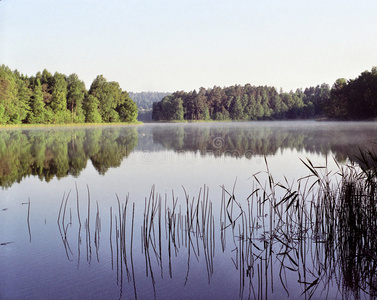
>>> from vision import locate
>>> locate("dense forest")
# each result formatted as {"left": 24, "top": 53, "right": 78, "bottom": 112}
{"left": 0, "top": 65, "right": 138, "bottom": 125}
{"left": 152, "top": 67, "right": 377, "bottom": 121}
{"left": 2, "top": 64, "right": 376, "bottom": 124}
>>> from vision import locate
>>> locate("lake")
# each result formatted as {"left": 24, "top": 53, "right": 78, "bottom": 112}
{"left": 1, "top": 121, "right": 377, "bottom": 299}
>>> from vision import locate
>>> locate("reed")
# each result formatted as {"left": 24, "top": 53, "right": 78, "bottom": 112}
{"left": 53, "top": 149, "right": 377, "bottom": 299}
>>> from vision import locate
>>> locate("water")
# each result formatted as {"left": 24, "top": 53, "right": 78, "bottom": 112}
{"left": 1, "top": 121, "right": 376, "bottom": 299}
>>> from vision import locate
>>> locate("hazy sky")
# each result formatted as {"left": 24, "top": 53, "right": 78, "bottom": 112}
{"left": 1, "top": 0, "right": 376, "bottom": 92}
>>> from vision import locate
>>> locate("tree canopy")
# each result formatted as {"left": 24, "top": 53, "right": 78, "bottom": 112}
{"left": 152, "top": 67, "right": 377, "bottom": 121}
{"left": 0, "top": 65, "right": 138, "bottom": 125}
{"left": 152, "top": 84, "right": 330, "bottom": 121}
{"left": 325, "top": 67, "right": 377, "bottom": 120}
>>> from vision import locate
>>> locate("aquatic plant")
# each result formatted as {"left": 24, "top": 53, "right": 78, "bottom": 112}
{"left": 54, "top": 149, "right": 377, "bottom": 299}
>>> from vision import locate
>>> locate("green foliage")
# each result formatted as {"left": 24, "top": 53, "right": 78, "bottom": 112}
{"left": 50, "top": 72, "right": 68, "bottom": 116}
{"left": 152, "top": 95, "right": 184, "bottom": 121}
{"left": 85, "top": 95, "right": 102, "bottom": 123}
{"left": 0, "top": 66, "right": 138, "bottom": 125}
{"left": 28, "top": 79, "right": 46, "bottom": 124}
{"left": 89, "top": 75, "right": 122, "bottom": 122}
{"left": 67, "top": 73, "right": 86, "bottom": 123}
{"left": 0, "top": 104, "right": 6, "bottom": 125}
{"left": 0, "top": 65, "right": 25, "bottom": 124}
{"left": 116, "top": 92, "right": 138, "bottom": 122}
{"left": 324, "top": 68, "right": 377, "bottom": 120}
{"left": 152, "top": 83, "right": 332, "bottom": 121}
{"left": 229, "top": 96, "right": 243, "bottom": 120}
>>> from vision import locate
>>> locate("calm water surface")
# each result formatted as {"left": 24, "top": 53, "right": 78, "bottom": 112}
{"left": 1, "top": 121, "right": 376, "bottom": 299}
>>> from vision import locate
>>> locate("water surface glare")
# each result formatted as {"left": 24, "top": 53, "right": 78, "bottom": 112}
{"left": 1, "top": 121, "right": 377, "bottom": 299}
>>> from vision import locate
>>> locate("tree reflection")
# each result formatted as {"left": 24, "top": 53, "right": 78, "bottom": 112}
{"left": 150, "top": 123, "right": 377, "bottom": 165}
{"left": 0, "top": 127, "right": 138, "bottom": 188}
{"left": 1, "top": 123, "right": 376, "bottom": 188}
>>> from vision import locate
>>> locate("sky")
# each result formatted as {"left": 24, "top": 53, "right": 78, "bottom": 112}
{"left": 1, "top": 0, "right": 376, "bottom": 93}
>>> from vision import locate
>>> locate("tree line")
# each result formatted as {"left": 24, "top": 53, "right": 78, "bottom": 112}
{"left": 152, "top": 67, "right": 377, "bottom": 121}
{"left": 152, "top": 84, "right": 330, "bottom": 121}
{"left": 0, "top": 65, "right": 138, "bottom": 125}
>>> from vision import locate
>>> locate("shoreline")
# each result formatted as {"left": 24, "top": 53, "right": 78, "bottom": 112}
{"left": 0, "top": 121, "right": 143, "bottom": 130}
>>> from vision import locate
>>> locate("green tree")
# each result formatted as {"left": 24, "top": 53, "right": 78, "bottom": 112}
{"left": 171, "top": 98, "right": 184, "bottom": 120}
{"left": 116, "top": 92, "right": 138, "bottom": 122}
{"left": 261, "top": 90, "right": 272, "bottom": 118}
{"left": 37, "top": 69, "right": 53, "bottom": 106}
{"left": 255, "top": 95, "right": 264, "bottom": 119}
{"left": 0, "top": 66, "right": 17, "bottom": 124}
{"left": 89, "top": 75, "right": 124, "bottom": 122}
{"left": 244, "top": 94, "right": 256, "bottom": 120}
{"left": 152, "top": 95, "right": 184, "bottom": 121}
{"left": 15, "top": 78, "right": 31, "bottom": 123}
{"left": 67, "top": 73, "right": 86, "bottom": 123}
{"left": 207, "top": 86, "right": 223, "bottom": 118}
{"left": 346, "top": 68, "right": 377, "bottom": 119}
{"left": 195, "top": 87, "right": 208, "bottom": 120}
{"left": 50, "top": 72, "right": 70, "bottom": 123}
{"left": 85, "top": 95, "right": 102, "bottom": 123}
{"left": 326, "top": 78, "right": 348, "bottom": 119}
{"left": 28, "top": 79, "right": 46, "bottom": 124}
{"left": 229, "top": 96, "right": 243, "bottom": 120}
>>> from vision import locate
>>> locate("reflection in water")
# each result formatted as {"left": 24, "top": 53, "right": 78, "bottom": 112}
{"left": 25, "top": 198, "right": 31, "bottom": 242}
{"left": 0, "top": 126, "right": 138, "bottom": 188}
{"left": 0, "top": 122, "right": 376, "bottom": 188}
{"left": 54, "top": 156, "right": 377, "bottom": 299}
{"left": 149, "top": 122, "right": 377, "bottom": 165}
{"left": 3, "top": 122, "right": 377, "bottom": 299}
{"left": 57, "top": 191, "right": 73, "bottom": 261}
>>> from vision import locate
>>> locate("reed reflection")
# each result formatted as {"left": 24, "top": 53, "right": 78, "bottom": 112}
{"left": 48, "top": 151, "right": 377, "bottom": 299}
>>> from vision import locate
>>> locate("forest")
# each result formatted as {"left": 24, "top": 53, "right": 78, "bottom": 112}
{"left": 2, "top": 64, "right": 376, "bottom": 124}
{"left": 0, "top": 65, "right": 138, "bottom": 125}
{"left": 152, "top": 67, "right": 377, "bottom": 121}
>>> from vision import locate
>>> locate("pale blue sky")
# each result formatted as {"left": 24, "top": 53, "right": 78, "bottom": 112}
{"left": 1, "top": 0, "right": 376, "bottom": 92}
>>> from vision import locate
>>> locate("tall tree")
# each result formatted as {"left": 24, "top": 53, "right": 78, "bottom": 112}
{"left": 326, "top": 78, "right": 348, "bottom": 119}
{"left": 28, "top": 79, "right": 46, "bottom": 124}
{"left": 116, "top": 92, "right": 138, "bottom": 122}
{"left": 89, "top": 75, "right": 123, "bottom": 122}
{"left": 50, "top": 72, "right": 70, "bottom": 123}
{"left": 229, "top": 96, "right": 243, "bottom": 120}
{"left": 15, "top": 78, "right": 31, "bottom": 123}
{"left": 67, "top": 73, "right": 86, "bottom": 123}
{"left": 0, "top": 66, "right": 18, "bottom": 124}
{"left": 84, "top": 95, "right": 102, "bottom": 123}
